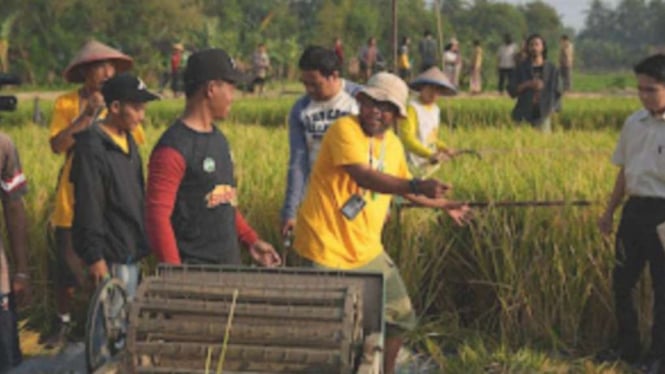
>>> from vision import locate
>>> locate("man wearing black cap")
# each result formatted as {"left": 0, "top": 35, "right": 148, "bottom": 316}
{"left": 146, "top": 48, "right": 281, "bottom": 267}
{"left": 70, "top": 73, "right": 159, "bottom": 296}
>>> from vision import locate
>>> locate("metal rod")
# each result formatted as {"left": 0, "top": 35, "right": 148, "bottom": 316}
{"left": 399, "top": 200, "right": 595, "bottom": 209}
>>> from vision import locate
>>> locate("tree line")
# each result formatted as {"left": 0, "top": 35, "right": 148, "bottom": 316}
{"left": 578, "top": 0, "right": 665, "bottom": 69}
{"left": 0, "top": 0, "right": 659, "bottom": 86}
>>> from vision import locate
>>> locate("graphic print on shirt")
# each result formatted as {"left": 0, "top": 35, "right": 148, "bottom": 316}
{"left": 205, "top": 184, "right": 237, "bottom": 208}
{"left": 300, "top": 90, "right": 359, "bottom": 165}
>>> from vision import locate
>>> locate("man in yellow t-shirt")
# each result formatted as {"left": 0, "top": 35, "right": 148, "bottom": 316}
{"left": 293, "top": 72, "right": 471, "bottom": 374}
{"left": 45, "top": 40, "right": 140, "bottom": 348}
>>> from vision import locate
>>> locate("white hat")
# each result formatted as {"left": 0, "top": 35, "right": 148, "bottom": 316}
{"left": 357, "top": 72, "right": 409, "bottom": 117}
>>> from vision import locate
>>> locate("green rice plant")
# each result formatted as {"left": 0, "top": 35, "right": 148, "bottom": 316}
{"left": 2, "top": 95, "right": 641, "bottom": 131}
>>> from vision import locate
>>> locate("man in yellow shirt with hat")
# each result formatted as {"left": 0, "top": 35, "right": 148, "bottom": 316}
{"left": 44, "top": 39, "right": 143, "bottom": 348}
{"left": 293, "top": 72, "right": 470, "bottom": 374}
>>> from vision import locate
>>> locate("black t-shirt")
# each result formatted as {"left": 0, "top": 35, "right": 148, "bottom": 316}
{"left": 154, "top": 121, "right": 240, "bottom": 265}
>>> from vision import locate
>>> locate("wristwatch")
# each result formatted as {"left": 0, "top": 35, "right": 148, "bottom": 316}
{"left": 409, "top": 178, "right": 421, "bottom": 195}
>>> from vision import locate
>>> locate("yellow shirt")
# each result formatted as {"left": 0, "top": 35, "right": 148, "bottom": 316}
{"left": 399, "top": 52, "right": 410, "bottom": 70}
{"left": 397, "top": 102, "right": 447, "bottom": 159}
{"left": 100, "top": 124, "right": 129, "bottom": 154}
{"left": 49, "top": 90, "right": 145, "bottom": 227}
{"left": 294, "top": 116, "right": 411, "bottom": 269}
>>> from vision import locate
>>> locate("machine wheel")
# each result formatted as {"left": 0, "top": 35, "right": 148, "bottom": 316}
{"left": 85, "top": 277, "right": 128, "bottom": 372}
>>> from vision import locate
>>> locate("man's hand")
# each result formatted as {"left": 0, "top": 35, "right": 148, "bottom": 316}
{"left": 443, "top": 202, "right": 473, "bottom": 226}
{"left": 249, "top": 240, "right": 282, "bottom": 267}
{"left": 281, "top": 219, "right": 296, "bottom": 238}
{"left": 429, "top": 150, "right": 451, "bottom": 165}
{"left": 598, "top": 213, "right": 613, "bottom": 237}
{"left": 11, "top": 274, "right": 31, "bottom": 307}
{"left": 417, "top": 179, "right": 450, "bottom": 199}
{"left": 88, "top": 259, "right": 109, "bottom": 286}
{"left": 83, "top": 92, "right": 105, "bottom": 117}
{"left": 531, "top": 79, "right": 544, "bottom": 91}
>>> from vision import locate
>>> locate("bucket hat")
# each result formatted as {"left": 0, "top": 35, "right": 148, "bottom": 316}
{"left": 357, "top": 72, "right": 408, "bottom": 117}
{"left": 63, "top": 40, "right": 133, "bottom": 83}
{"left": 409, "top": 66, "right": 457, "bottom": 96}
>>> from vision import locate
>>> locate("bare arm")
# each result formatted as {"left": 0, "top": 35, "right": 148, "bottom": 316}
{"left": 4, "top": 198, "right": 28, "bottom": 276}
{"left": 4, "top": 197, "right": 31, "bottom": 305}
{"left": 50, "top": 92, "right": 104, "bottom": 154}
{"left": 342, "top": 163, "right": 448, "bottom": 199}
{"left": 403, "top": 192, "right": 472, "bottom": 226}
{"left": 50, "top": 112, "right": 97, "bottom": 154}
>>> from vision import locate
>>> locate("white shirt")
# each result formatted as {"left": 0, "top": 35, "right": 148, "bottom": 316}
{"left": 498, "top": 43, "right": 517, "bottom": 69}
{"left": 299, "top": 81, "right": 359, "bottom": 165}
{"left": 612, "top": 109, "right": 665, "bottom": 197}
{"left": 409, "top": 100, "right": 440, "bottom": 167}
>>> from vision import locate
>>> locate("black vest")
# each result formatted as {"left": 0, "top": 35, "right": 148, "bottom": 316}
{"left": 155, "top": 121, "right": 240, "bottom": 264}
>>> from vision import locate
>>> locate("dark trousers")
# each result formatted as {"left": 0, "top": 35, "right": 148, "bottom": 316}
{"left": 0, "top": 293, "right": 22, "bottom": 372}
{"left": 614, "top": 197, "right": 665, "bottom": 361}
{"left": 498, "top": 68, "right": 513, "bottom": 93}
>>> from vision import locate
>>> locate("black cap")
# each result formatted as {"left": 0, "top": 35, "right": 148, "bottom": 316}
{"left": 184, "top": 48, "right": 241, "bottom": 87}
{"left": 102, "top": 73, "right": 159, "bottom": 106}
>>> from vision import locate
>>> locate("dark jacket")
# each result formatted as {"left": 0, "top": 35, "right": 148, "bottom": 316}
{"left": 70, "top": 123, "right": 149, "bottom": 265}
{"left": 508, "top": 60, "right": 562, "bottom": 126}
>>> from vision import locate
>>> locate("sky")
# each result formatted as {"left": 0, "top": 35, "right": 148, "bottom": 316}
{"left": 497, "top": 0, "right": 621, "bottom": 31}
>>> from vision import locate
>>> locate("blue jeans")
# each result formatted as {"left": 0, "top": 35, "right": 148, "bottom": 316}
{"left": 0, "top": 293, "right": 22, "bottom": 372}
{"left": 110, "top": 263, "right": 139, "bottom": 300}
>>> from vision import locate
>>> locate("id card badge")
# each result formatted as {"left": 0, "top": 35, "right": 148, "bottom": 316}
{"left": 340, "top": 194, "right": 366, "bottom": 220}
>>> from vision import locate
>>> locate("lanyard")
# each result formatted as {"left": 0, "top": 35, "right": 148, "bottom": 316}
{"left": 367, "top": 138, "right": 386, "bottom": 201}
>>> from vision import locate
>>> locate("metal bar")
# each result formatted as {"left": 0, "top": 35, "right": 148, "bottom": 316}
{"left": 135, "top": 360, "right": 341, "bottom": 374}
{"left": 132, "top": 342, "right": 343, "bottom": 365}
{"left": 399, "top": 200, "right": 595, "bottom": 209}
{"left": 467, "top": 200, "right": 594, "bottom": 208}
{"left": 141, "top": 280, "right": 350, "bottom": 305}
{"left": 133, "top": 298, "right": 346, "bottom": 321}
{"left": 134, "top": 318, "right": 348, "bottom": 348}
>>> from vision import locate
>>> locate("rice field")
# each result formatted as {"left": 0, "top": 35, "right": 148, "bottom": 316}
{"left": 0, "top": 94, "right": 648, "bottom": 372}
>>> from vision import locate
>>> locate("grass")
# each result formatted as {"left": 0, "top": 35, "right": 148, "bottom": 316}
{"left": 572, "top": 71, "right": 635, "bottom": 93}
{"left": 0, "top": 96, "right": 651, "bottom": 372}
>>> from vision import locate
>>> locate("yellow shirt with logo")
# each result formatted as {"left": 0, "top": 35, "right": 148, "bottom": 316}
{"left": 294, "top": 115, "right": 411, "bottom": 269}
{"left": 49, "top": 90, "right": 145, "bottom": 227}
{"left": 100, "top": 124, "right": 129, "bottom": 154}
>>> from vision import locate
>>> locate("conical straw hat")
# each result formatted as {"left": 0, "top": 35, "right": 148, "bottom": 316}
{"left": 63, "top": 40, "right": 133, "bottom": 83}
{"left": 408, "top": 66, "right": 457, "bottom": 96}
